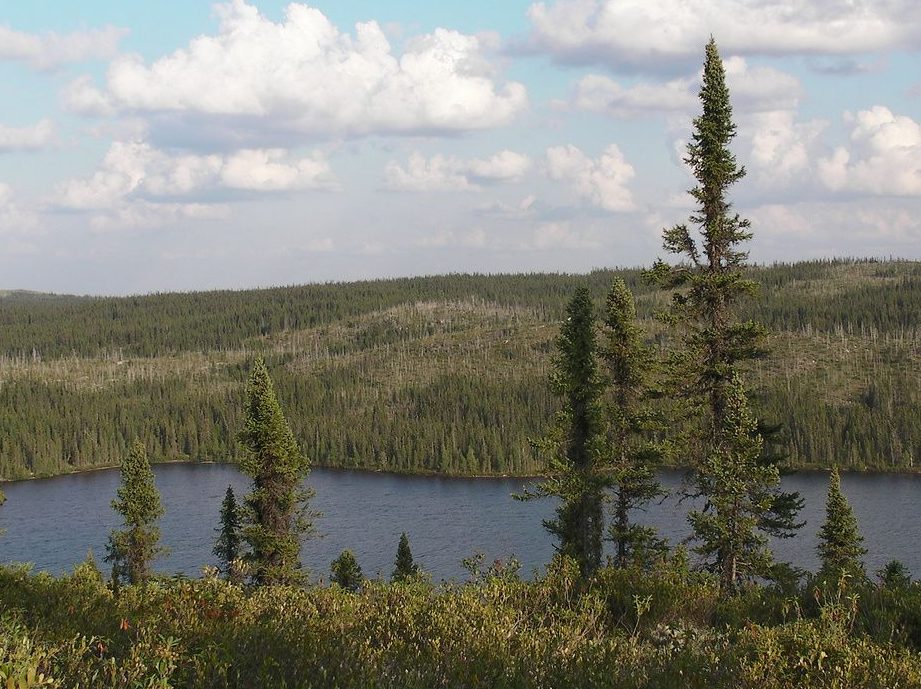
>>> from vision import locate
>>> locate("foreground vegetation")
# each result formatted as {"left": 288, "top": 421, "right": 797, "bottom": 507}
{"left": 1, "top": 259, "right": 919, "bottom": 479}
{"left": 5, "top": 559, "right": 921, "bottom": 688}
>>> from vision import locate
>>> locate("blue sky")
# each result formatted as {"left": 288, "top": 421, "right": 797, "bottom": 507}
{"left": 2, "top": 0, "right": 921, "bottom": 295}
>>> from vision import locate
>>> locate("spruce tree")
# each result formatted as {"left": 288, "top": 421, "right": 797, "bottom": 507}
{"left": 817, "top": 467, "right": 866, "bottom": 582}
{"left": 523, "top": 287, "right": 607, "bottom": 577}
{"left": 687, "top": 374, "right": 779, "bottom": 587}
{"left": 392, "top": 532, "right": 419, "bottom": 581}
{"left": 645, "top": 38, "right": 800, "bottom": 593}
{"left": 239, "top": 358, "right": 315, "bottom": 586}
{"left": 213, "top": 484, "right": 243, "bottom": 584}
{"left": 105, "top": 439, "right": 164, "bottom": 585}
{"left": 331, "top": 550, "right": 363, "bottom": 591}
{"left": 599, "top": 278, "right": 666, "bottom": 568}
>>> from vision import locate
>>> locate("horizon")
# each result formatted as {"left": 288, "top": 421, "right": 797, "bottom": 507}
{"left": 2, "top": 1, "right": 921, "bottom": 294}
{"left": 2, "top": 254, "right": 916, "bottom": 299}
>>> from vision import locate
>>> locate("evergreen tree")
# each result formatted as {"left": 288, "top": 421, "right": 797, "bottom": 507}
{"left": 330, "top": 550, "right": 363, "bottom": 591}
{"left": 392, "top": 532, "right": 419, "bottom": 581}
{"left": 213, "top": 484, "right": 243, "bottom": 584}
{"left": 878, "top": 560, "right": 911, "bottom": 589}
{"left": 239, "top": 358, "right": 316, "bottom": 586}
{"left": 817, "top": 467, "right": 867, "bottom": 582}
{"left": 105, "top": 439, "right": 164, "bottom": 585}
{"left": 644, "top": 38, "right": 800, "bottom": 593}
{"left": 599, "top": 278, "right": 666, "bottom": 568}
{"left": 687, "top": 374, "right": 779, "bottom": 588}
{"left": 523, "top": 287, "right": 607, "bottom": 577}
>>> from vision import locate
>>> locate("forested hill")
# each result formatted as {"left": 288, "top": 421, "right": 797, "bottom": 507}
{"left": 1, "top": 258, "right": 919, "bottom": 479}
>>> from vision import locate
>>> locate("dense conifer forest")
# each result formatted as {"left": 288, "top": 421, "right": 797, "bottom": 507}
{"left": 0, "top": 259, "right": 918, "bottom": 479}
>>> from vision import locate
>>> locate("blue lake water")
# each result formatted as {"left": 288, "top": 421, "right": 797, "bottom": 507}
{"left": 0, "top": 464, "right": 917, "bottom": 582}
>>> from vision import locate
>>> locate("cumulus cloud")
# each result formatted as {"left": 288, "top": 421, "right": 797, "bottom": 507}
{"left": 573, "top": 57, "right": 801, "bottom": 118}
{"left": 749, "top": 110, "right": 827, "bottom": 185}
{"left": 79, "top": 0, "right": 525, "bottom": 143}
{"left": 0, "top": 183, "right": 39, "bottom": 234}
{"left": 526, "top": 0, "right": 921, "bottom": 71}
{"left": 0, "top": 119, "right": 54, "bottom": 152}
{"left": 573, "top": 56, "right": 821, "bottom": 194}
{"left": 384, "top": 150, "right": 531, "bottom": 191}
{"left": 62, "top": 76, "right": 117, "bottom": 116}
{"left": 818, "top": 107, "right": 921, "bottom": 196}
{"left": 222, "top": 149, "right": 339, "bottom": 191}
{"left": 0, "top": 24, "right": 127, "bottom": 70}
{"left": 56, "top": 140, "right": 337, "bottom": 211}
{"left": 545, "top": 144, "right": 634, "bottom": 211}
{"left": 751, "top": 201, "right": 921, "bottom": 250}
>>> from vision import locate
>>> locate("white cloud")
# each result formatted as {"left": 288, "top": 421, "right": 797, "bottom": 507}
{"left": 751, "top": 201, "right": 921, "bottom": 248}
{"left": 573, "top": 57, "right": 801, "bottom": 118}
{"left": 62, "top": 76, "right": 116, "bottom": 116}
{"left": 545, "top": 144, "right": 634, "bottom": 211}
{"left": 533, "top": 221, "right": 602, "bottom": 249}
{"left": 818, "top": 107, "right": 921, "bottom": 196}
{"left": 222, "top": 149, "right": 338, "bottom": 191}
{"left": 476, "top": 194, "right": 538, "bottom": 218}
{"left": 56, "top": 140, "right": 337, "bottom": 211}
{"left": 749, "top": 110, "right": 827, "bottom": 185}
{"left": 527, "top": 0, "right": 921, "bottom": 71}
{"left": 88, "top": 201, "right": 229, "bottom": 232}
{"left": 0, "top": 184, "right": 40, "bottom": 238}
{"left": 85, "top": 0, "right": 525, "bottom": 142}
{"left": 0, "top": 119, "right": 55, "bottom": 152}
{"left": 0, "top": 24, "right": 127, "bottom": 70}
{"left": 384, "top": 150, "right": 531, "bottom": 191}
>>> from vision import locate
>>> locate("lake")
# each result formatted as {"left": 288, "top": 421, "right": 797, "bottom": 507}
{"left": 0, "top": 464, "right": 917, "bottom": 581}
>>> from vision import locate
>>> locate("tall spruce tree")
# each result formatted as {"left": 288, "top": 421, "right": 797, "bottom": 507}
{"left": 392, "top": 532, "right": 419, "bottom": 581}
{"left": 817, "top": 467, "right": 867, "bottom": 582}
{"left": 213, "top": 484, "right": 243, "bottom": 584}
{"left": 524, "top": 287, "right": 607, "bottom": 577}
{"left": 239, "top": 358, "right": 315, "bottom": 586}
{"left": 105, "top": 439, "right": 164, "bottom": 585}
{"left": 645, "top": 38, "right": 800, "bottom": 593}
{"left": 599, "top": 278, "right": 666, "bottom": 568}
{"left": 687, "top": 374, "right": 779, "bottom": 587}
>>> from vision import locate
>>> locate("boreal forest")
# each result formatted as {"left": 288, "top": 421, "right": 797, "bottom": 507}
{"left": 1, "top": 258, "right": 919, "bottom": 480}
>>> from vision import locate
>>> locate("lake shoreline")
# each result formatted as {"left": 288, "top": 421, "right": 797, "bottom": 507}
{"left": 1, "top": 457, "right": 917, "bottom": 486}
{"left": 0, "top": 458, "right": 545, "bottom": 485}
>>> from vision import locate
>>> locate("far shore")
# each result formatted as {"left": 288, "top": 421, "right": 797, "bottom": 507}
{"left": 2, "top": 457, "right": 919, "bottom": 485}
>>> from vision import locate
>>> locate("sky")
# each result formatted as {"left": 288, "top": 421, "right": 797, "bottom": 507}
{"left": 2, "top": 0, "right": 921, "bottom": 295}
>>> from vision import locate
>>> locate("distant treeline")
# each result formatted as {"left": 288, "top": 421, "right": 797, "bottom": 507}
{"left": 0, "top": 258, "right": 919, "bottom": 479}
